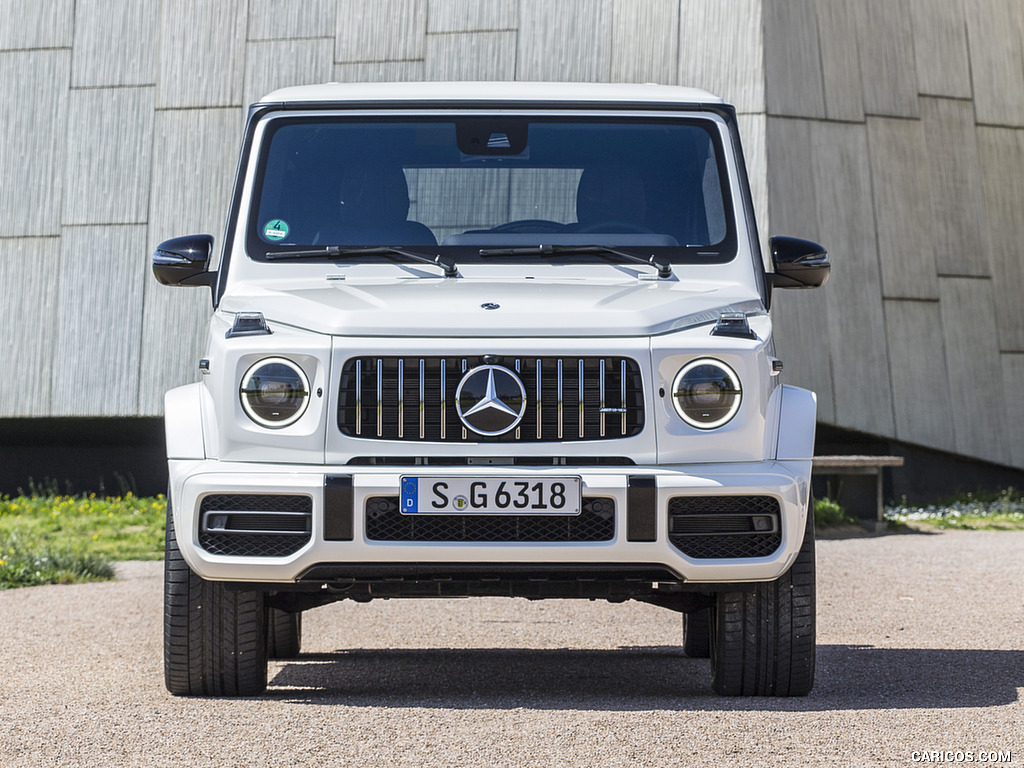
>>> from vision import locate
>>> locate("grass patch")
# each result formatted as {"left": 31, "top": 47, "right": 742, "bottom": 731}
{"left": 814, "top": 497, "right": 860, "bottom": 529}
{"left": 0, "top": 493, "right": 166, "bottom": 589}
{"left": 885, "top": 488, "right": 1024, "bottom": 531}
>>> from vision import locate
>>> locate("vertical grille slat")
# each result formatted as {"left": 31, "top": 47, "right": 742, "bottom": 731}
{"left": 338, "top": 356, "right": 644, "bottom": 442}
{"left": 355, "top": 359, "right": 362, "bottom": 436}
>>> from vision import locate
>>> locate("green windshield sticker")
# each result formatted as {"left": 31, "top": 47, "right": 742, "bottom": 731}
{"left": 263, "top": 219, "right": 289, "bottom": 241}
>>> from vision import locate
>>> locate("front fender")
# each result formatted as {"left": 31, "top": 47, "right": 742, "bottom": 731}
{"left": 775, "top": 385, "right": 817, "bottom": 461}
{"left": 164, "top": 383, "right": 207, "bottom": 460}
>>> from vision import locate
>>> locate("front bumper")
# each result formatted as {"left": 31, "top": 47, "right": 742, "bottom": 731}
{"left": 168, "top": 459, "right": 812, "bottom": 585}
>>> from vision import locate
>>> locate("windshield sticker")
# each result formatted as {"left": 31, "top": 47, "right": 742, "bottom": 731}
{"left": 263, "top": 219, "right": 290, "bottom": 241}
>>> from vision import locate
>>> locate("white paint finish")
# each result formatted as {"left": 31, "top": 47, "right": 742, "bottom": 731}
{"left": 0, "top": 238, "right": 60, "bottom": 417}
{"left": 333, "top": 60, "right": 426, "bottom": 82}
{"left": 866, "top": 116, "right": 939, "bottom": 300}
{"left": 71, "top": 0, "right": 158, "bottom": 86}
{"left": 883, "top": 299, "right": 956, "bottom": 452}
{"left": 764, "top": 0, "right": 825, "bottom": 118}
{"left": 775, "top": 386, "right": 818, "bottom": 461}
{"left": 909, "top": 0, "right": 972, "bottom": 98}
{"left": 247, "top": 0, "right": 337, "bottom": 40}
{"left": 336, "top": 0, "right": 427, "bottom": 62}
{"left": 170, "top": 457, "right": 810, "bottom": 583}
{"left": 262, "top": 80, "right": 722, "bottom": 104}
{"left": 62, "top": 87, "right": 154, "bottom": 225}
{"left": 856, "top": 0, "right": 920, "bottom": 118}
{"left": 919, "top": 97, "right": 992, "bottom": 277}
{"left": 0, "top": 50, "right": 69, "bottom": 237}
{"left": 244, "top": 38, "right": 335, "bottom": 109}
{"left": 765, "top": 118, "right": 835, "bottom": 423}
{"left": 1001, "top": 354, "right": 1024, "bottom": 467}
{"left": 0, "top": 0, "right": 73, "bottom": 50}
{"left": 164, "top": 384, "right": 207, "bottom": 459}
{"left": 50, "top": 226, "right": 147, "bottom": 416}
{"left": 977, "top": 126, "right": 1024, "bottom": 352}
{"left": 814, "top": 0, "right": 864, "bottom": 121}
{"left": 965, "top": 0, "right": 1024, "bottom": 127}
{"left": 427, "top": 0, "right": 517, "bottom": 32}
{"left": 424, "top": 31, "right": 516, "bottom": 80}
{"left": 610, "top": 0, "right": 679, "bottom": 85}
{"left": 678, "top": 0, "right": 764, "bottom": 113}
{"left": 811, "top": 120, "right": 895, "bottom": 437}
{"left": 939, "top": 277, "right": 1011, "bottom": 465}
{"left": 156, "top": 0, "right": 248, "bottom": 108}
{"left": 516, "top": 0, "right": 613, "bottom": 82}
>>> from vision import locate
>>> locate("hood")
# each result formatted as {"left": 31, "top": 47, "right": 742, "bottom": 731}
{"left": 218, "top": 265, "right": 764, "bottom": 337}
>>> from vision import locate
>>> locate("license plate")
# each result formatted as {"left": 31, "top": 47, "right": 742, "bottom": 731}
{"left": 400, "top": 476, "right": 581, "bottom": 515}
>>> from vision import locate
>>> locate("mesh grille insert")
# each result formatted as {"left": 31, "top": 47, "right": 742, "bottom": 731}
{"left": 365, "top": 496, "right": 615, "bottom": 542}
{"left": 198, "top": 494, "right": 312, "bottom": 557}
{"left": 667, "top": 496, "right": 782, "bottom": 559}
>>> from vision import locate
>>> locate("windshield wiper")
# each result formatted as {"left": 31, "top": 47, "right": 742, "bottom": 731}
{"left": 265, "top": 246, "right": 458, "bottom": 277}
{"left": 478, "top": 244, "right": 672, "bottom": 279}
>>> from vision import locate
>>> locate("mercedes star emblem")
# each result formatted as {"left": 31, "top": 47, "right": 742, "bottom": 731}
{"left": 455, "top": 365, "right": 527, "bottom": 436}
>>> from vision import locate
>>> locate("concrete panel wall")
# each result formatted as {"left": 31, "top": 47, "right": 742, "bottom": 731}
{"left": 2, "top": 0, "right": 1024, "bottom": 475}
{"left": 764, "top": 0, "right": 1024, "bottom": 471}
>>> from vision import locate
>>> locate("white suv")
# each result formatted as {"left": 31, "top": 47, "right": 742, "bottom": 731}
{"left": 153, "top": 82, "right": 830, "bottom": 697}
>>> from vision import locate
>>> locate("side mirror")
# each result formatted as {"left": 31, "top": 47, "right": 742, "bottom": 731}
{"left": 769, "top": 236, "right": 830, "bottom": 289}
{"left": 152, "top": 234, "right": 217, "bottom": 288}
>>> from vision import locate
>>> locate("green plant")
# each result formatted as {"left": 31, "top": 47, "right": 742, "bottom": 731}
{"left": 813, "top": 497, "right": 859, "bottom": 528}
{"left": 0, "top": 531, "right": 114, "bottom": 589}
{"left": 0, "top": 493, "right": 166, "bottom": 588}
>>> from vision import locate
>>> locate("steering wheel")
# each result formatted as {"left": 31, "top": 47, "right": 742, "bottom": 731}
{"left": 488, "top": 219, "right": 566, "bottom": 233}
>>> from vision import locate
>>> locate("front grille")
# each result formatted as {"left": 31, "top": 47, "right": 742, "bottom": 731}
{"left": 667, "top": 496, "right": 782, "bottom": 559}
{"left": 198, "top": 494, "right": 312, "bottom": 557}
{"left": 365, "top": 495, "right": 615, "bottom": 542}
{"left": 338, "top": 356, "right": 644, "bottom": 442}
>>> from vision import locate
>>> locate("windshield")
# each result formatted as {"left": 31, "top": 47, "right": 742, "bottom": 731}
{"left": 247, "top": 115, "right": 736, "bottom": 263}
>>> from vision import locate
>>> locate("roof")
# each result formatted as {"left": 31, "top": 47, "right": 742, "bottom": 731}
{"left": 256, "top": 81, "right": 725, "bottom": 107}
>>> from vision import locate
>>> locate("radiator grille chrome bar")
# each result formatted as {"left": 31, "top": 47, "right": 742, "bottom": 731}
{"left": 578, "top": 358, "right": 585, "bottom": 439}
{"left": 418, "top": 358, "right": 425, "bottom": 440}
{"left": 557, "top": 358, "right": 563, "bottom": 439}
{"left": 621, "top": 359, "right": 627, "bottom": 434}
{"left": 440, "top": 359, "right": 446, "bottom": 440}
{"left": 355, "top": 359, "right": 362, "bottom": 436}
{"left": 397, "top": 358, "right": 404, "bottom": 439}
{"left": 536, "top": 358, "right": 542, "bottom": 440}
{"left": 599, "top": 358, "right": 606, "bottom": 438}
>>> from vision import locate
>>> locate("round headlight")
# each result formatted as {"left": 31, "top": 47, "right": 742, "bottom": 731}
{"left": 239, "top": 357, "right": 310, "bottom": 428}
{"left": 671, "top": 358, "right": 742, "bottom": 429}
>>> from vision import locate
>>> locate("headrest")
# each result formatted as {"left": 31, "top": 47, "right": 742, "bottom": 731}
{"left": 339, "top": 165, "right": 411, "bottom": 221}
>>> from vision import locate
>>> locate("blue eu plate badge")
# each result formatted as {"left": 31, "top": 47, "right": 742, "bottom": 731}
{"left": 401, "top": 477, "right": 418, "bottom": 513}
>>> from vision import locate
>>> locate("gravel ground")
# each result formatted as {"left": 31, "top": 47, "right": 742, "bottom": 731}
{"left": 1, "top": 530, "right": 1022, "bottom": 767}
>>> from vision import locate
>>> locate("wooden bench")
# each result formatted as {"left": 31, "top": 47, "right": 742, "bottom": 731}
{"left": 812, "top": 455, "right": 905, "bottom": 532}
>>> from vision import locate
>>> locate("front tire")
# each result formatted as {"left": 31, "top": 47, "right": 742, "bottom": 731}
{"left": 709, "top": 504, "right": 816, "bottom": 696}
{"left": 163, "top": 494, "right": 268, "bottom": 697}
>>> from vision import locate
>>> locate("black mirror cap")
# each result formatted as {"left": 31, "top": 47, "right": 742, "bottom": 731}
{"left": 769, "top": 236, "right": 830, "bottom": 289}
{"left": 152, "top": 234, "right": 217, "bottom": 287}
